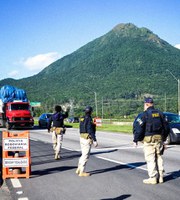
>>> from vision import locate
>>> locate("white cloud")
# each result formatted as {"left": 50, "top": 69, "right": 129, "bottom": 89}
{"left": 8, "top": 52, "right": 62, "bottom": 79}
{"left": 8, "top": 70, "right": 19, "bottom": 77}
{"left": 175, "top": 44, "right": 180, "bottom": 49}
{"left": 21, "top": 52, "right": 61, "bottom": 71}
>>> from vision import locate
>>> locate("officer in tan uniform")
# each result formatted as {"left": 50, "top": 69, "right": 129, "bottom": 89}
{"left": 133, "top": 97, "right": 169, "bottom": 184}
{"left": 47, "top": 105, "right": 69, "bottom": 160}
{"left": 76, "top": 106, "right": 98, "bottom": 177}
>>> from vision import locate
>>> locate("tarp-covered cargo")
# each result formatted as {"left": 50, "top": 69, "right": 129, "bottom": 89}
{"left": 14, "top": 88, "right": 28, "bottom": 102}
{"left": 0, "top": 85, "right": 28, "bottom": 103}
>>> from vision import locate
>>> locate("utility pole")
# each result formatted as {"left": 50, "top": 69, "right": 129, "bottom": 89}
{"left": 84, "top": 86, "right": 98, "bottom": 117}
{"left": 166, "top": 69, "right": 180, "bottom": 114}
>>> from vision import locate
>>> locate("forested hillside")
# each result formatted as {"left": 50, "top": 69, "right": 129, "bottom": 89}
{"left": 1, "top": 23, "right": 180, "bottom": 117}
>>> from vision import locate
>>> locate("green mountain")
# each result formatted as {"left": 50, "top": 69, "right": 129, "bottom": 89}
{"left": 1, "top": 23, "right": 180, "bottom": 117}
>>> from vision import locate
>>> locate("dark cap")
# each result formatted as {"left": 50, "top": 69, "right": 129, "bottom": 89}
{"left": 83, "top": 106, "right": 93, "bottom": 113}
{"left": 144, "top": 97, "right": 153, "bottom": 103}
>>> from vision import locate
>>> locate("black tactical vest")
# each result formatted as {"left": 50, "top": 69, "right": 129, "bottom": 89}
{"left": 80, "top": 116, "right": 87, "bottom": 133}
{"left": 145, "top": 109, "right": 163, "bottom": 135}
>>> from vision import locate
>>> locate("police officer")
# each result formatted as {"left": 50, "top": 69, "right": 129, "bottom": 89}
{"left": 76, "top": 106, "right": 98, "bottom": 177}
{"left": 47, "top": 105, "right": 69, "bottom": 160}
{"left": 133, "top": 97, "right": 169, "bottom": 184}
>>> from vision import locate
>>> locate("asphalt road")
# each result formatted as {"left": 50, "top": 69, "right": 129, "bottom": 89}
{"left": 0, "top": 127, "right": 180, "bottom": 200}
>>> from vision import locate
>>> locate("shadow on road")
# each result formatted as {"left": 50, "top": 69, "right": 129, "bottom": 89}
{"left": 89, "top": 162, "right": 146, "bottom": 175}
{"left": 101, "top": 194, "right": 131, "bottom": 200}
{"left": 164, "top": 170, "right": 180, "bottom": 182}
{"left": 31, "top": 165, "right": 77, "bottom": 178}
{"left": 91, "top": 149, "right": 118, "bottom": 155}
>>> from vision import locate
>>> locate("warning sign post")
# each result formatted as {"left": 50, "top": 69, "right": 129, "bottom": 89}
{"left": 2, "top": 131, "right": 31, "bottom": 179}
{"left": 94, "top": 117, "right": 102, "bottom": 127}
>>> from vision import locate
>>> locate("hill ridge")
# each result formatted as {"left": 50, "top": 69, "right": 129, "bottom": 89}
{"left": 0, "top": 23, "right": 180, "bottom": 116}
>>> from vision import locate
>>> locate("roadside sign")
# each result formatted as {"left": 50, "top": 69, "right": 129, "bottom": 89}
{"left": 30, "top": 101, "right": 41, "bottom": 107}
{"left": 3, "top": 158, "right": 29, "bottom": 167}
{"left": 2, "top": 131, "right": 31, "bottom": 179}
{"left": 94, "top": 117, "right": 102, "bottom": 126}
{"left": 3, "top": 138, "right": 29, "bottom": 151}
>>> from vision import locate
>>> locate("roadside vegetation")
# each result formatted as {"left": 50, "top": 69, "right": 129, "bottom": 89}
{"left": 64, "top": 122, "right": 133, "bottom": 134}
{"left": 34, "top": 118, "right": 133, "bottom": 134}
{"left": 1, "top": 23, "right": 179, "bottom": 118}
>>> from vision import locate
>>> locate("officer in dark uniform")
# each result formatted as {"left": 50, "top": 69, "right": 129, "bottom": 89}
{"left": 47, "top": 105, "right": 69, "bottom": 160}
{"left": 76, "top": 106, "right": 98, "bottom": 177}
{"left": 133, "top": 97, "right": 169, "bottom": 184}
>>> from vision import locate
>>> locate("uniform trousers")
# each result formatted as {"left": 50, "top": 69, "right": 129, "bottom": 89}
{"left": 143, "top": 140, "right": 164, "bottom": 178}
{"left": 78, "top": 137, "right": 92, "bottom": 172}
{"left": 52, "top": 131, "right": 63, "bottom": 155}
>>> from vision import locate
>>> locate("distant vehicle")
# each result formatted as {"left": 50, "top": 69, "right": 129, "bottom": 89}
{"left": 67, "top": 117, "right": 79, "bottom": 123}
{"left": 163, "top": 112, "right": 180, "bottom": 144}
{"left": 38, "top": 113, "right": 52, "bottom": 128}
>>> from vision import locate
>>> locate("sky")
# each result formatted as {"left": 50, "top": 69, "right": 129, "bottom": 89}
{"left": 0, "top": 0, "right": 180, "bottom": 80}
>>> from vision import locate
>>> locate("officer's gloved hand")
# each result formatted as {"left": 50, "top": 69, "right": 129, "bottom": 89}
{"left": 63, "top": 106, "right": 70, "bottom": 112}
{"left": 94, "top": 141, "right": 98, "bottom": 147}
{"left": 66, "top": 106, "right": 70, "bottom": 113}
{"left": 48, "top": 129, "right": 50, "bottom": 133}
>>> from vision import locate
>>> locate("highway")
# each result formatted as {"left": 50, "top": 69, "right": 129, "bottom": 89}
{"left": 0, "top": 127, "right": 180, "bottom": 200}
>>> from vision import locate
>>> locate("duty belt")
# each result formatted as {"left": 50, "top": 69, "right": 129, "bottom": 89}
{"left": 51, "top": 127, "right": 64, "bottom": 135}
{"left": 80, "top": 133, "right": 92, "bottom": 140}
{"left": 144, "top": 134, "right": 162, "bottom": 143}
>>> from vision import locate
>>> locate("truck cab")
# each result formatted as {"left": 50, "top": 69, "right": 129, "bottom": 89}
{"left": 3, "top": 101, "right": 34, "bottom": 130}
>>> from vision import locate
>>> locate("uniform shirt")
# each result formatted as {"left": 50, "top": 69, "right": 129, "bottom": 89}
{"left": 80, "top": 114, "right": 97, "bottom": 141}
{"left": 47, "top": 111, "right": 68, "bottom": 130}
{"left": 133, "top": 106, "right": 169, "bottom": 142}
{"left": 133, "top": 112, "right": 145, "bottom": 142}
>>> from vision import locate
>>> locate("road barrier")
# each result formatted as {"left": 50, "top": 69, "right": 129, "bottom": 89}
{"left": 2, "top": 130, "right": 31, "bottom": 179}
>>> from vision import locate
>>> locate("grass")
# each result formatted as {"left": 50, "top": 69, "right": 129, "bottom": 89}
{"left": 96, "top": 124, "right": 133, "bottom": 133}
{"left": 64, "top": 122, "right": 133, "bottom": 134}
{"left": 34, "top": 118, "right": 133, "bottom": 134}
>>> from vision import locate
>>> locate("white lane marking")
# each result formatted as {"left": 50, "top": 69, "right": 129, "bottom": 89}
{"left": 95, "top": 155, "right": 147, "bottom": 171}
{"left": 64, "top": 146, "right": 81, "bottom": 151}
{"left": 63, "top": 145, "right": 143, "bottom": 153}
{"left": 92, "top": 146, "right": 143, "bottom": 151}
{"left": 11, "top": 179, "right": 22, "bottom": 188}
{"left": 30, "top": 138, "right": 38, "bottom": 141}
{"left": 63, "top": 146, "right": 147, "bottom": 171}
{"left": 16, "top": 191, "right": 23, "bottom": 194}
{"left": 11, "top": 179, "right": 29, "bottom": 200}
